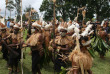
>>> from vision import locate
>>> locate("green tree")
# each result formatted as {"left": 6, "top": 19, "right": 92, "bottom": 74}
{"left": 14, "top": 0, "right": 21, "bottom": 15}
{"left": 24, "top": 5, "right": 39, "bottom": 21}
{"left": 6, "top": 0, "right": 14, "bottom": 19}
{"left": 22, "top": 14, "right": 28, "bottom": 21}
{"left": 39, "top": 0, "right": 53, "bottom": 21}
{"left": 40, "top": 0, "right": 110, "bottom": 21}
{"left": 88, "top": 0, "right": 110, "bottom": 21}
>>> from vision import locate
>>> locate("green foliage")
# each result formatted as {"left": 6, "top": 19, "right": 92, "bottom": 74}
{"left": 14, "top": 0, "right": 21, "bottom": 15}
{"left": 24, "top": 5, "right": 33, "bottom": 12}
{"left": 6, "top": 1, "right": 14, "bottom": 18}
{"left": 24, "top": 5, "right": 39, "bottom": 21}
{"left": 60, "top": 66, "right": 67, "bottom": 74}
{"left": 39, "top": 0, "right": 53, "bottom": 21}
{"left": 92, "top": 36, "right": 110, "bottom": 56}
{"left": 39, "top": 0, "right": 110, "bottom": 21}
{"left": 88, "top": 48, "right": 95, "bottom": 58}
{"left": 22, "top": 14, "right": 28, "bottom": 21}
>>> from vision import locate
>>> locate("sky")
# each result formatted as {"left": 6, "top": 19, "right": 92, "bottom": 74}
{"left": 0, "top": 0, "right": 43, "bottom": 18}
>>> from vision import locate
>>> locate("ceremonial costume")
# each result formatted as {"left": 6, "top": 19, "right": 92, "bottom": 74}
{"left": 49, "top": 22, "right": 73, "bottom": 72}
{"left": 68, "top": 23, "right": 93, "bottom": 74}
{"left": 26, "top": 21, "right": 44, "bottom": 74}
{"left": 7, "top": 24, "right": 23, "bottom": 74}
{"left": 43, "top": 22, "right": 52, "bottom": 49}
{"left": 0, "top": 23, "right": 10, "bottom": 66}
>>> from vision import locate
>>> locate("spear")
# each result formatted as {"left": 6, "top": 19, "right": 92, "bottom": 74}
{"left": 52, "top": 0, "right": 56, "bottom": 74}
{"left": 5, "top": 0, "right": 8, "bottom": 25}
{"left": 20, "top": 0, "right": 23, "bottom": 74}
{"left": 0, "top": 9, "right": 1, "bottom": 16}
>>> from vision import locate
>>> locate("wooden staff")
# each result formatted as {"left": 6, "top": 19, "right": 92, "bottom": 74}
{"left": 5, "top": 0, "right": 8, "bottom": 25}
{"left": 53, "top": 0, "right": 56, "bottom": 74}
{"left": 5, "top": 6, "right": 7, "bottom": 25}
{"left": 20, "top": 0, "right": 23, "bottom": 74}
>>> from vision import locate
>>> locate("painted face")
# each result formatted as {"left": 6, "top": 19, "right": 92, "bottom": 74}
{"left": 14, "top": 28, "right": 19, "bottom": 34}
{"left": 60, "top": 29, "right": 67, "bottom": 37}
{"left": 60, "top": 32, "right": 66, "bottom": 37}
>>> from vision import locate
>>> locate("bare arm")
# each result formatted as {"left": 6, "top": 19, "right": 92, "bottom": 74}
{"left": 60, "top": 45, "right": 69, "bottom": 51}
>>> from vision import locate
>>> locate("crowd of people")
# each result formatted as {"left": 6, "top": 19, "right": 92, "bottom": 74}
{"left": 0, "top": 17, "right": 110, "bottom": 74}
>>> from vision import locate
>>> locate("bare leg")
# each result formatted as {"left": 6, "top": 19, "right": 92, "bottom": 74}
{"left": 73, "top": 69, "right": 78, "bottom": 74}
{"left": 9, "top": 66, "right": 13, "bottom": 74}
{"left": 36, "top": 66, "right": 41, "bottom": 74}
{"left": 87, "top": 69, "right": 92, "bottom": 74}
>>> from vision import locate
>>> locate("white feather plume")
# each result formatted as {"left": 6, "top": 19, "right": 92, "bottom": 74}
{"left": 101, "top": 20, "right": 104, "bottom": 26}
{"left": 58, "top": 26, "right": 67, "bottom": 32}
{"left": 89, "top": 30, "right": 94, "bottom": 35}
{"left": 86, "top": 21, "right": 91, "bottom": 25}
{"left": 74, "top": 26, "right": 80, "bottom": 39}
{"left": 72, "top": 33, "right": 77, "bottom": 38}
{"left": 45, "top": 23, "right": 52, "bottom": 30}
{"left": 74, "top": 17, "right": 77, "bottom": 22}
{"left": 81, "top": 24, "right": 93, "bottom": 37}
{"left": 14, "top": 24, "right": 19, "bottom": 28}
{"left": 67, "top": 24, "right": 75, "bottom": 32}
{"left": 10, "top": 22, "right": 14, "bottom": 26}
{"left": 82, "top": 40, "right": 92, "bottom": 46}
{"left": 42, "top": 21, "right": 47, "bottom": 28}
{"left": 0, "top": 17, "right": 5, "bottom": 25}
{"left": 72, "top": 21, "right": 79, "bottom": 28}
{"left": 32, "top": 22, "right": 41, "bottom": 28}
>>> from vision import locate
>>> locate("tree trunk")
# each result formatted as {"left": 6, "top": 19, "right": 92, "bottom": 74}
{"left": 10, "top": 10, "right": 11, "bottom": 19}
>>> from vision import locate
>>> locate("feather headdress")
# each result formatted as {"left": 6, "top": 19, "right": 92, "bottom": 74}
{"left": 67, "top": 20, "right": 72, "bottom": 26}
{"left": 10, "top": 22, "right": 14, "bottom": 26}
{"left": 58, "top": 22, "right": 68, "bottom": 32}
{"left": 68, "top": 21, "right": 80, "bottom": 33}
{"left": 101, "top": 20, "right": 105, "bottom": 27}
{"left": 32, "top": 21, "right": 42, "bottom": 28}
{"left": 81, "top": 24, "right": 93, "bottom": 37}
{"left": 86, "top": 21, "right": 91, "bottom": 26}
{"left": 0, "top": 22, "right": 6, "bottom": 29}
{"left": 14, "top": 24, "right": 20, "bottom": 28}
{"left": 44, "top": 22, "right": 52, "bottom": 30}
{"left": 0, "top": 17, "right": 5, "bottom": 25}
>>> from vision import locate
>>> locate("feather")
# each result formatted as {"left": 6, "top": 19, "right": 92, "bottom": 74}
{"left": 74, "top": 26, "right": 80, "bottom": 34}
{"left": 74, "top": 27, "right": 80, "bottom": 39}
{"left": 82, "top": 40, "right": 92, "bottom": 46}
{"left": 0, "top": 17, "right": 5, "bottom": 25}
{"left": 42, "top": 21, "right": 47, "bottom": 28}
{"left": 73, "top": 21, "right": 80, "bottom": 28}
{"left": 74, "top": 17, "right": 77, "bottom": 22}
{"left": 72, "top": 33, "right": 76, "bottom": 38}
{"left": 67, "top": 24, "right": 75, "bottom": 32}
{"left": 14, "top": 24, "right": 19, "bottom": 28}
{"left": 32, "top": 22, "right": 41, "bottom": 28}
{"left": 86, "top": 21, "right": 91, "bottom": 25}
{"left": 101, "top": 20, "right": 104, "bottom": 26}
{"left": 45, "top": 23, "right": 52, "bottom": 30}
{"left": 81, "top": 24, "right": 93, "bottom": 37}
{"left": 89, "top": 30, "right": 94, "bottom": 35}
{"left": 81, "top": 31, "right": 88, "bottom": 37}
{"left": 10, "top": 22, "right": 14, "bottom": 26}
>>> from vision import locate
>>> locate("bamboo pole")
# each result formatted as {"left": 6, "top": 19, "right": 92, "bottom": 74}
{"left": 53, "top": 0, "right": 56, "bottom": 74}
{"left": 20, "top": 0, "right": 23, "bottom": 74}
{"left": 21, "top": 0, "right": 23, "bottom": 28}
{"left": 5, "top": 6, "right": 7, "bottom": 25}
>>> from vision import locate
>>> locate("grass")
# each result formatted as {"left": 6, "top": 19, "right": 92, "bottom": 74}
{"left": 0, "top": 30, "right": 110, "bottom": 74}
{"left": 0, "top": 50, "right": 110, "bottom": 74}
{"left": 91, "top": 52, "right": 110, "bottom": 74}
